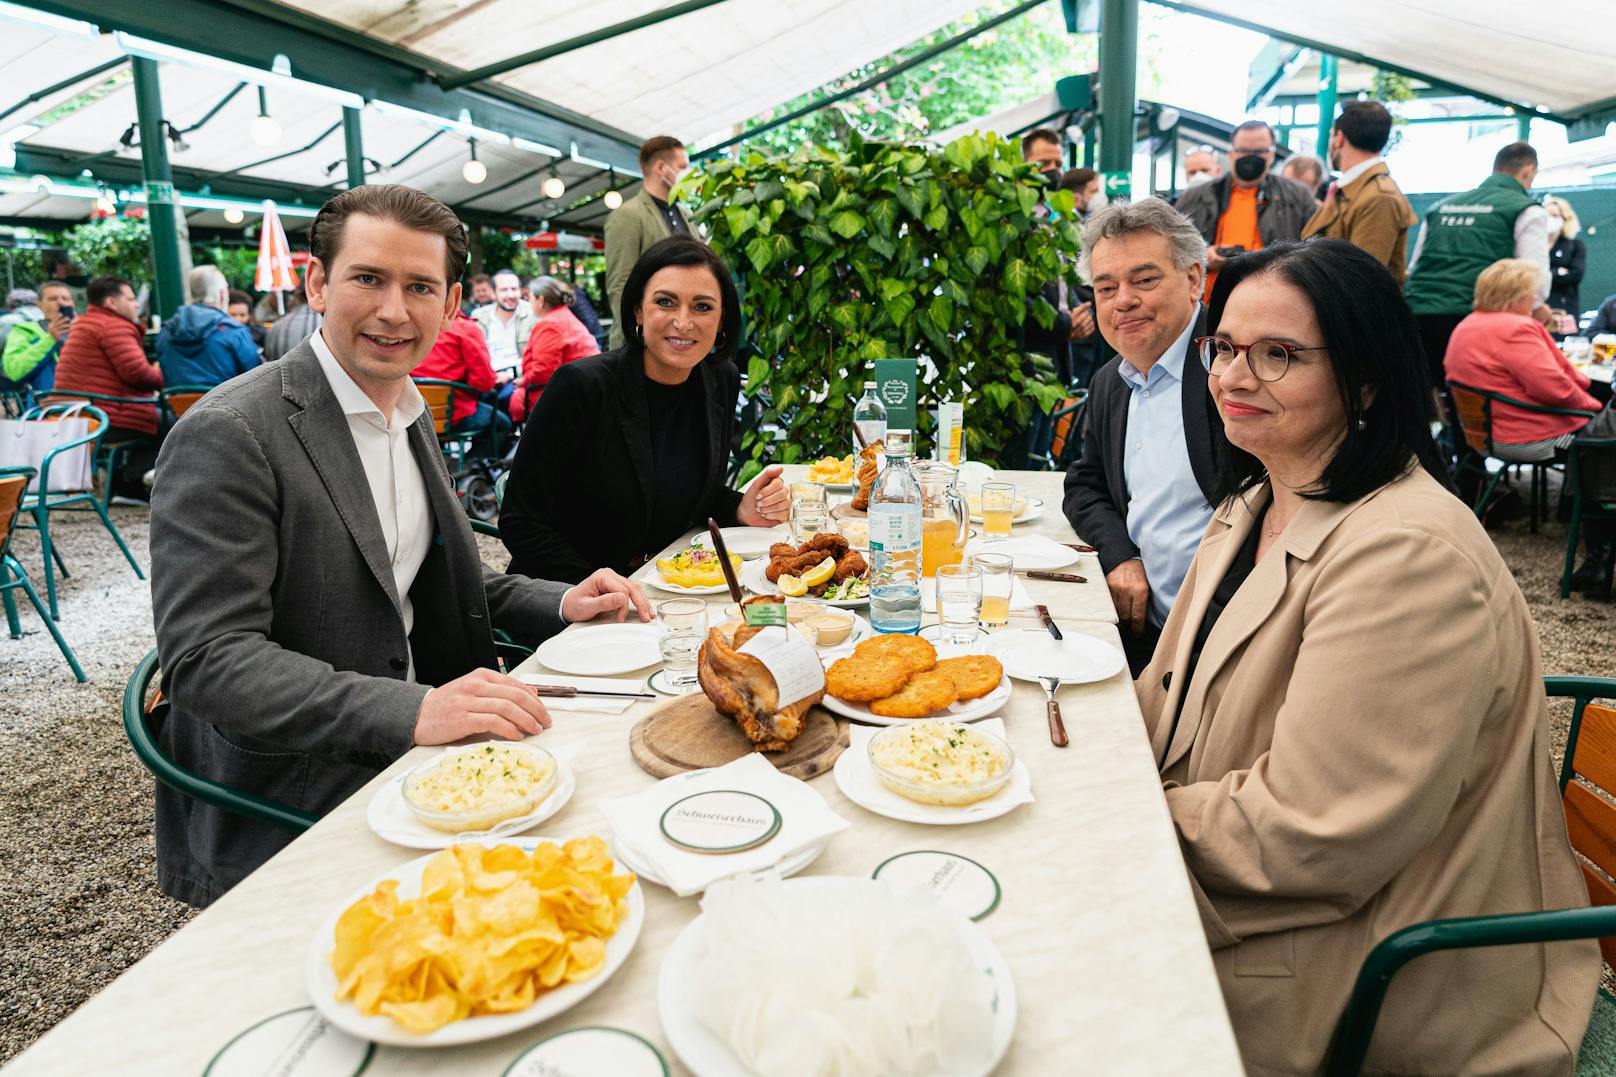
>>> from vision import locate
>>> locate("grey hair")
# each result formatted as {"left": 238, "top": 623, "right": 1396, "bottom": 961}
{"left": 187, "top": 264, "right": 229, "bottom": 305}
{"left": 1078, "top": 198, "right": 1207, "bottom": 280}
{"left": 529, "top": 275, "right": 574, "bottom": 308}
{"left": 5, "top": 287, "right": 38, "bottom": 309}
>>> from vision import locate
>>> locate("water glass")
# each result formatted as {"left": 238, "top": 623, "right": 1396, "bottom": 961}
{"left": 656, "top": 598, "right": 707, "bottom": 691}
{"left": 789, "top": 481, "right": 828, "bottom": 507}
{"left": 934, "top": 563, "right": 983, "bottom": 645}
{"left": 972, "top": 552, "right": 1013, "bottom": 628}
{"left": 790, "top": 497, "right": 831, "bottom": 544}
{"left": 980, "top": 481, "right": 1016, "bottom": 539}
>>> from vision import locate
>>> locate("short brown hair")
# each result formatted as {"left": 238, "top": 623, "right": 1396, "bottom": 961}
{"left": 469, "top": 272, "right": 491, "bottom": 288}
{"left": 639, "top": 135, "right": 685, "bottom": 172}
{"left": 1493, "top": 141, "right": 1537, "bottom": 175}
{"left": 1020, "top": 128, "right": 1060, "bottom": 157}
{"left": 1059, "top": 167, "right": 1098, "bottom": 193}
{"left": 309, "top": 184, "right": 467, "bottom": 284}
{"left": 1473, "top": 258, "right": 1543, "bottom": 312}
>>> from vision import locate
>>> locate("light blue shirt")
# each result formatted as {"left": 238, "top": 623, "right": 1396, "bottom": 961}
{"left": 1119, "top": 309, "right": 1212, "bottom": 627}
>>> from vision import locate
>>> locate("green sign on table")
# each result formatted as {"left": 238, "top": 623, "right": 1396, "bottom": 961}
{"left": 872, "top": 358, "right": 917, "bottom": 433}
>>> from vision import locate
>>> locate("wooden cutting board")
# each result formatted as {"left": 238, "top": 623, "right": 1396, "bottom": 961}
{"left": 629, "top": 694, "right": 847, "bottom": 780}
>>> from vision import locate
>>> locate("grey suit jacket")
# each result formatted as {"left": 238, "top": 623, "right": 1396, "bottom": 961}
{"left": 148, "top": 340, "right": 568, "bottom": 907}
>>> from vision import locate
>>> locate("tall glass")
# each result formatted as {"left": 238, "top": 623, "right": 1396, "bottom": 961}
{"left": 972, "top": 552, "right": 1013, "bottom": 628}
{"left": 980, "top": 481, "right": 1016, "bottom": 540}
{"left": 934, "top": 563, "right": 983, "bottom": 646}
{"left": 656, "top": 598, "right": 707, "bottom": 692}
{"left": 790, "top": 497, "right": 830, "bottom": 544}
{"left": 789, "top": 480, "right": 828, "bottom": 507}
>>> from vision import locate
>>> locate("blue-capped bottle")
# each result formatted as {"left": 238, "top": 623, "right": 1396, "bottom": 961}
{"left": 867, "top": 429, "right": 922, "bottom": 634}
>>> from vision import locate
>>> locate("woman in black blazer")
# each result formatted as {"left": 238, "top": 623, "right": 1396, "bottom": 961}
{"left": 1545, "top": 195, "right": 1586, "bottom": 319}
{"left": 501, "top": 236, "right": 789, "bottom": 584}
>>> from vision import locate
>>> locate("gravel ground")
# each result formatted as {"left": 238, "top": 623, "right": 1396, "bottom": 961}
{"left": 1, "top": 493, "right": 1613, "bottom": 1064}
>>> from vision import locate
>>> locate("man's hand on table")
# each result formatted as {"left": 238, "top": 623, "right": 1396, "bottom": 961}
{"left": 563, "top": 567, "right": 653, "bottom": 623}
{"left": 736, "top": 464, "right": 789, "bottom": 526}
{"left": 415, "top": 668, "right": 552, "bottom": 744}
{"left": 1107, "top": 558, "right": 1151, "bottom": 635}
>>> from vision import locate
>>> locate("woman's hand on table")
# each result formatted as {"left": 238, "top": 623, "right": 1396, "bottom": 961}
{"left": 415, "top": 668, "right": 552, "bottom": 744}
{"left": 737, "top": 464, "right": 789, "bottom": 526}
{"left": 563, "top": 568, "right": 653, "bottom": 623}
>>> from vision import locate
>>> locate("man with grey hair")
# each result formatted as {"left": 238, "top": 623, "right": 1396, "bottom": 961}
{"left": 155, "top": 263, "right": 260, "bottom": 389}
{"left": 1062, "top": 198, "right": 1221, "bottom": 673}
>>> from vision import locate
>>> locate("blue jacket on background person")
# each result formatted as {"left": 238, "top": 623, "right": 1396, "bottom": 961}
{"left": 156, "top": 303, "right": 261, "bottom": 389}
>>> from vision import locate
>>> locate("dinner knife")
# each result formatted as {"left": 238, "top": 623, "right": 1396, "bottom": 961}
{"left": 1035, "top": 603, "right": 1064, "bottom": 641}
{"left": 1024, "top": 570, "right": 1087, "bottom": 584}
{"left": 707, "top": 517, "right": 746, "bottom": 605}
{"left": 527, "top": 685, "right": 657, "bottom": 699}
{"left": 1064, "top": 543, "right": 1097, "bottom": 554}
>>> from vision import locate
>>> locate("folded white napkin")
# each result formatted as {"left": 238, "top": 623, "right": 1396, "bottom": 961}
{"left": 921, "top": 575, "right": 1033, "bottom": 613}
{"left": 515, "top": 673, "right": 646, "bottom": 714}
{"left": 600, "top": 753, "right": 848, "bottom": 897}
{"left": 843, "top": 718, "right": 1034, "bottom": 823}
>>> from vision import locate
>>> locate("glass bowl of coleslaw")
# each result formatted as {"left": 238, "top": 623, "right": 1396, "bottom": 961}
{"left": 401, "top": 742, "right": 559, "bottom": 833}
{"left": 867, "top": 720, "right": 1012, "bottom": 807}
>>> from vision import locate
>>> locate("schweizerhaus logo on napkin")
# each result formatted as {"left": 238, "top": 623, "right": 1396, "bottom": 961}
{"left": 738, "top": 626, "right": 825, "bottom": 708}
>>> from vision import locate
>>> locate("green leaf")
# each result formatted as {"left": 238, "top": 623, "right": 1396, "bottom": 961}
{"left": 747, "top": 355, "right": 769, "bottom": 385}
{"left": 801, "top": 222, "right": 835, "bottom": 246}
{"left": 830, "top": 303, "right": 860, "bottom": 334}
{"left": 868, "top": 234, "right": 897, "bottom": 260}
{"left": 963, "top": 246, "right": 989, "bottom": 276}
{"left": 745, "top": 234, "right": 777, "bottom": 273}
{"left": 1003, "top": 258, "right": 1031, "bottom": 297}
{"left": 959, "top": 203, "right": 982, "bottom": 239}
{"left": 1031, "top": 295, "right": 1057, "bottom": 329}
{"left": 868, "top": 198, "right": 898, "bottom": 238}
{"left": 1016, "top": 185, "right": 1038, "bottom": 216}
{"left": 879, "top": 277, "right": 910, "bottom": 301}
{"left": 884, "top": 291, "right": 916, "bottom": 328}
{"left": 923, "top": 204, "right": 948, "bottom": 232}
{"left": 894, "top": 182, "right": 925, "bottom": 220}
{"left": 828, "top": 209, "right": 866, "bottom": 239}
{"left": 928, "top": 295, "right": 954, "bottom": 335}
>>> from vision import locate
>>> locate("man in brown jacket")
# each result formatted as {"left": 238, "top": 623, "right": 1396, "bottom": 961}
{"left": 1302, "top": 101, "right": 1418, "bottom": 285}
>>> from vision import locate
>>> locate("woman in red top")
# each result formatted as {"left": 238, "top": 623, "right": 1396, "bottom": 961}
{"left": 509, "top": 278, "right": 599, "bottom": 423}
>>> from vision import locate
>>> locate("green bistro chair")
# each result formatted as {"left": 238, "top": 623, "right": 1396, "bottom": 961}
{"left": 1448, "top": 380, "right": 1594, "bottom": 532}
{"left": 414, "top": 377, "right": 486, "bottom": 474}
{"left": 468, "top": 517, "right": 534, "bottom": 673}
{"left": 39, "top": 390, "right": 161, "bottom": 510}
{"left": 16, "top": 403, "right": 144, "bottom": 620}
{"left": 1045, "top": 390, "right": 1090, "bottom": 470}
{"left": 0, "top": 465, "right": 84, "bottom": 681}
{"left": 1562, "top": 435, "right": 1616, "bottom": 598}
{"left": 123, "top": 649, "right": 316, "bottom": 834}
{"left": 158, "top": 384, "right": 214, "bottom": 428}
{"left": 1326, "top": 676, "right": 1616, "bottom": 1077}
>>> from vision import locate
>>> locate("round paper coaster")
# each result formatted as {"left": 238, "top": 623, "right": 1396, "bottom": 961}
{"left": 503, "top": 1026, "right": 669, "bottom": 1077}
{"left": 647, "top": 669, "right": 700, "bottom": 696}
{"left": 659, "top": 789, "right": 781, "bottom": 853}
{"left": 204, "top": 1006, "right": 373, "bottom": 1076}
{"left": 872, "top": 850, "right": 1002, "bottom": 921}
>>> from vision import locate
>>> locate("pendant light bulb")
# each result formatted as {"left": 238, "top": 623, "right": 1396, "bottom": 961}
{"left": 223, "top": 206, "right": 245, "bottom": 224}
{"left": 462, "top": 138, "right": 486, "bottom": 184}
{"left": 250, "top": 87, "right": 280, "bottom": 146}
{"left": 542, "top": 175, "right": 566, "bottom": 200}
{"left": 603, "top": 189, "right": 623, "bottom": 209}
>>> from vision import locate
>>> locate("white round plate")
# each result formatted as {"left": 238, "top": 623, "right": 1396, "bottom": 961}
{"left": 534, "top": 623, "right": 661, "bottom": 676}
{"left": 963, "top": 534, "right": 1077, "bottom": 571}
{"left": 366, "top": 761, "right": 577, "bottom": 850}
{"left": 741, "top": 557, "right": 868, "bottom": 609}
{"left": 833, "top": 748, "right": 1032, "bottom": 827}
{"left": 820, "top": 673, "right": 1011, "bottom": 726}
{"left": 968, "top": 495, "right": 1045, "bottom": 524}
{"left": 305, "top": 836, "right": 645, "bottom": 1048}
{"left": 691, "top": 527, "right": 790, "bottom": 560}
{"left": 656, "top": 876, "right": 1015, "bottom": 1077}
{"left": 982, "top": 629, "right": 1126, "bottom": 684}
{"left": 646, "top": 574, "right": 734, "bottom": 596}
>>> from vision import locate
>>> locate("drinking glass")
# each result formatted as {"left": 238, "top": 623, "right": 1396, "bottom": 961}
{"left": 790, "top": 481, "right": 828, "bottom": 506}
{"left": 656, "top": 598, "right": 708, "bottom": 691}
{"left": 980, "top": 482, "right": 1016, "bottom": 539}
{"left": 972, "top": 552, "right": 1013, "bottom": 628}
{"left": 934, "top": 563, "right": 983, "bottom": 646}
{"left": 790, "top": 497, "right": 830, "bottom": 544}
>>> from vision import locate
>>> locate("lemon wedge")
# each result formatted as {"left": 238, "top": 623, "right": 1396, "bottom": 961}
{"left": 778, "top": 573, "right": 809, "bottom": 597}
{"left": 801, "top": 557, "right": 836, "bottom": 587}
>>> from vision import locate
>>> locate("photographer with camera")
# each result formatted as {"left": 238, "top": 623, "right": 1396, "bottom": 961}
{"left": 1173, "top": 120, "right": 1317, "bottom": 300}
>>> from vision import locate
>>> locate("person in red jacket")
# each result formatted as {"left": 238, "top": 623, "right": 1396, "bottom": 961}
{"left": 412, "top": 308, "right": 507, "bottom": 459}
{"left": 509, "top": 277, "right": 600, "bottom": 423}
{"left": 54, "top": 275, "right": 163, "bottom": 497}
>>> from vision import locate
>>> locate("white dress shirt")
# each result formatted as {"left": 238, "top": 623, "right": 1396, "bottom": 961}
{"left": 310, "top": 330, "right": 434, "bottom": 678}
{"left": 484, "top": 310, "right": 520, "bottom": 375}
{"left": 1119, "top": 308, "right": 1213, "bottom": 628}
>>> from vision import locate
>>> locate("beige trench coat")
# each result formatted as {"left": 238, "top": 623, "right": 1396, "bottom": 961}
{"left": 1136, "top": 465, "right": 1599, "bottom": 1075}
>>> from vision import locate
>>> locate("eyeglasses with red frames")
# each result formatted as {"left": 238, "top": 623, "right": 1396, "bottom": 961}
{"left": 1194, "top": 335, "right": 1329, "bottom": 383}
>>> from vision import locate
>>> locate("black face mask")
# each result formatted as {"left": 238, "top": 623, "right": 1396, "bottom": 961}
{"left": 1041, "top": 168, "right": 1061, "bottom": 187}
{"left": 1233, "top": 154, "right": 1267, "bottom": 182}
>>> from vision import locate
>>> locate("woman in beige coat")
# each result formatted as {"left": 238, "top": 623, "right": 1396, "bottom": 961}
{"left": 1136, "top": 239, "right": 1600, "bottom": 1075}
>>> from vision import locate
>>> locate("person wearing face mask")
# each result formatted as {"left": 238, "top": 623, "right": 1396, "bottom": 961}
{"left": 604, "top": 135, "right": 692, "bottom": 349}
{"left": 1301, "top": 101, "right": 1418, "bottom": 287}
{"left": 1181, "top": 147, "right": 1222, "bottom": 190}
{"left": 1020, "top": 127, "right": 1065, "bottom": 190}
{"left": 1542, "top": 195, "right": 1586, "bottom": 320}
{"left": 1173, "top": 121, "right": 1319, "bottom": 303}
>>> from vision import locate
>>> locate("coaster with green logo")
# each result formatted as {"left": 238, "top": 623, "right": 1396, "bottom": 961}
{"left": 659, "top": 789, "right": 781, "bottom": 853}
{"left": 503, "top": 1026, "right": 669, "bottom": 1077}
{"left": 872, "top": 850, "right": 1001, "bottom": 921}
{"left": 204, "top": 1006, "right": 373, "bottom": 1076}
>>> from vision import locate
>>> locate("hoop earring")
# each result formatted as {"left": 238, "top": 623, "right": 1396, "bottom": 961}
{"left": 634, "top": 323, "right": 643, "bottom": 343}
{"left": 712, "top": 331, "right": 727, "bottom": 352}
{"left": 1356, "top": 417, "right": 1368, "bottom": 431}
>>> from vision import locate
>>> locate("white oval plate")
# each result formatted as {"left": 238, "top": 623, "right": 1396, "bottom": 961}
{"left": 967, "top": 495, "right": 1045, "bottom": 524}
{"left": 691, "top": 526, "right": 791, "bottom": 560}
{"left": 982, "top": 629, "right": 1126, "bottom": 684}
{"left": 305, "top": 836, "right": 644, "bottom": 1048}
{"left": 819, "top": 673, "right": 1011, "bottom": 726}
{"left": 833, "top": 746, "right": 1033, "bottom": 827}
{"left": 533, "top": 623, "right": 662, "bottom": 676}
{"left": 963, "top": 534, "right": 1077, "bottom": 571}
{"left": 646, "top": 575, "right": 734, "bottom": 596}
{"left": 741, "top": 557, "right": 868, "bottom": 609}
{"left": 365, "top": 761, "right": 577, "bottom": 850}
{"left": 656, "top": 876, "right": 1015, "bottom": 1077}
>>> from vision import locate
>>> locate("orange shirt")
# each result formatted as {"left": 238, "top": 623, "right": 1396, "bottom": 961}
{"left": 1204, "top": 184, "right": 1263, "bottom": 301}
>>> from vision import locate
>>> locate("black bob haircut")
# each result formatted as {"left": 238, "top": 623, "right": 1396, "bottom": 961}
{"left": 619, "top": 235, "right": 741, "bottom": 366}
{"left": 1204, "top": 238, "right": 1452, "bottom": 506}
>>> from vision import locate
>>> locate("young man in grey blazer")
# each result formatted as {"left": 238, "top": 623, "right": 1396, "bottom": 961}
{"left": 604, "top": 135, "right": 690, "bottom": 349}
{"left": 149, "top": 184, "right": 649, "bottom": 908}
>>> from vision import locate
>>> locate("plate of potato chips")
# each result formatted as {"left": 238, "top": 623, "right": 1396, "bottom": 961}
{"left": 306, "top": 835, "right": 644, "bottom": 1046}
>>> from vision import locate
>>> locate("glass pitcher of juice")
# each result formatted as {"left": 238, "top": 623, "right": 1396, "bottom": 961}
{"left": 912, "top": 461, "right": 968, "bottom": 577}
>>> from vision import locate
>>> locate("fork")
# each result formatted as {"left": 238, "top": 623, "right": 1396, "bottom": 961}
{"left": 1038, "top": 674, "right": 1069, "bottom": 748}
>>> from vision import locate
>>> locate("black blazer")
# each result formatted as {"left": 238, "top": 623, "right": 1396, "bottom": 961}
{"left": 501, "top": 346, "right": 744, "bottom": 584}
{"left": 1062, "top": 309, "right": 1220, "bottom": 575}
{"left": 1549, "top": 236, "right": 1585, "bottom": 316}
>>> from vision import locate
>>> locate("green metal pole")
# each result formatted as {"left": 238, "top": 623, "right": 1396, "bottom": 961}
{"left": 1097, "top": 0, "right": 1138, "bottom": 185}
{"left": 131, "top": 56, "right": 184, "bottom": 322}
{"left": 342, "top": 106, "right": 365, "bottom": 189}
{"left": 1315, "top": 52, "right": 1338, "bottom": 157}
{"left": 1516, "top": 113, "right": 1532, "bottom": 141}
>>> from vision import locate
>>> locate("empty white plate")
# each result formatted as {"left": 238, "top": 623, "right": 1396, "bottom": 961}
{"left": 963, "top": 535, "right": 1078, "bottom": 571}
{"left": 533, "top": 623, "right": 662, "bottom": 676}
{"left": 691, "top": 526, "right": 791, "bottom": 560}
{"left": 982, "top": 629, "right": 1125, "bottom": 684}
